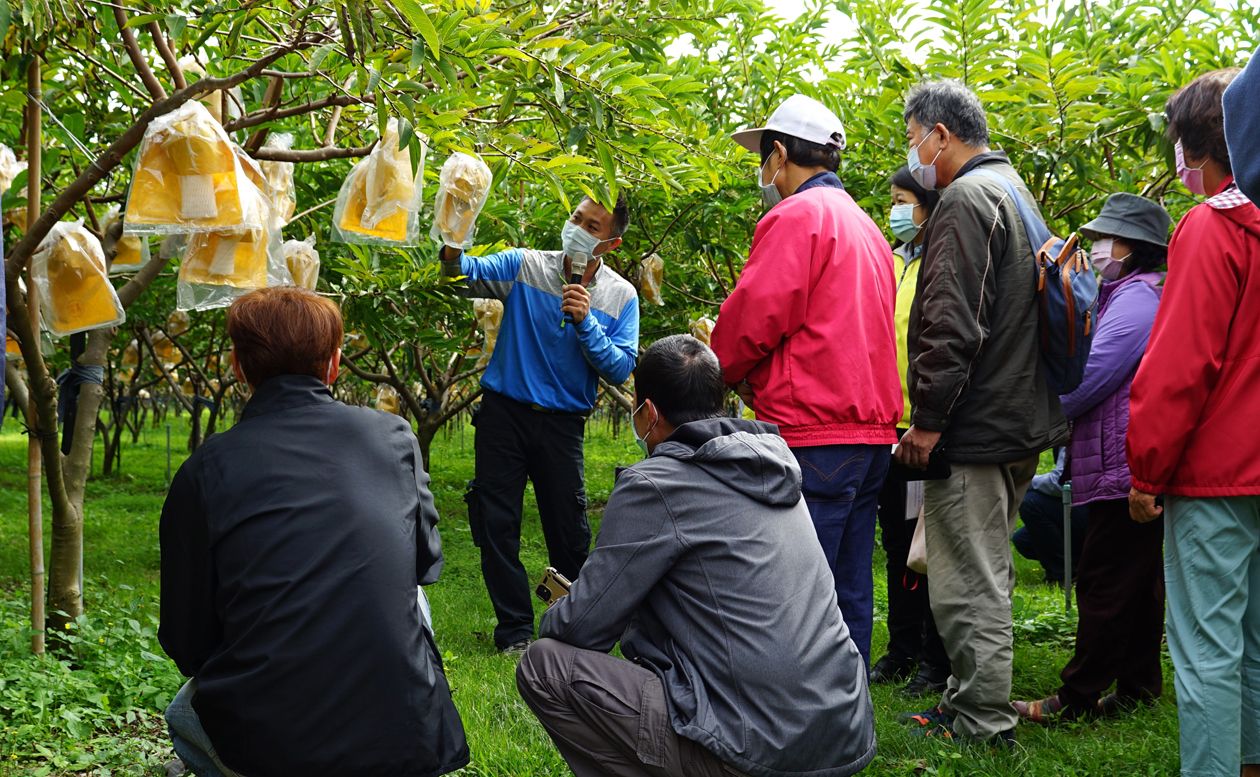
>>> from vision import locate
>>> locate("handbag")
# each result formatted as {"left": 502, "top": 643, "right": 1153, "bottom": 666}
{"left": 906, "top": 505, "right": 928, "bottom": 574}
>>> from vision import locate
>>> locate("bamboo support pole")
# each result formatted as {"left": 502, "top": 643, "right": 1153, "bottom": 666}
{"left": 26, "top": 57, "right": 46, "bottom": 656}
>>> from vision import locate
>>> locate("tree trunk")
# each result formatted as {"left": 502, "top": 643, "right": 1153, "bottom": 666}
{"left": 415, "top": 422, "right": 437, "bottom": 474}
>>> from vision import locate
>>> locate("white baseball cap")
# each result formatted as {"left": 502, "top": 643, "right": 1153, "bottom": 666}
{"left": 731, "top": 94, "right": 847, "bottom": 155}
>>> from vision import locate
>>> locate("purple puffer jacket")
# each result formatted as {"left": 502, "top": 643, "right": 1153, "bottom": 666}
{"left": 1061, "top": 271, "right": 1163, "bottom": 505}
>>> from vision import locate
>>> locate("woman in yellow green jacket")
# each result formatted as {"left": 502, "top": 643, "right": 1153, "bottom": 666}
{"left": 870, "top": 166, "right": 949, "bottom": 696}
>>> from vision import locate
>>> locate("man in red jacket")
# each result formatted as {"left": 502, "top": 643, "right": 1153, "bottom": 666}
{"left": 1127, "top": 68, "right": 1260, "bottom": 777}
{"left": 711, "top": 94, "right": 902, "bottom": 667}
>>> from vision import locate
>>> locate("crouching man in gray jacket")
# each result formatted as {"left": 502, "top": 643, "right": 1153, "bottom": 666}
{"left": 516, "top": 335, "right": 876, "bottom": 777}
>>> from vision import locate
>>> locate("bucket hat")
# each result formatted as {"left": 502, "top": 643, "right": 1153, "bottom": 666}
{"left": 1080, "top": 193, "right": 1172, "bottom": 246}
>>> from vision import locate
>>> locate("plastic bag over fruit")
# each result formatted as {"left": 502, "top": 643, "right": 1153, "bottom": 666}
{"left": 101, "top": 205, "right": 150, "bottom": 274}
{"left": 640, "top": 254, "right": 664, "bottom": 306}
{"left": 375, "top": 384, "right": 400, "bottom": 414}
{"left": 334, "top": 118, "right": 425, "bottom": 246}
{"left": 30, "top": 220, "right": 126, "bottom": 337}
{"left": 431, "top": 152, "right": 493, "bottom": 249}
{"left": 283, "top": 235, "right": 320, "bottom": 291}
{"left": 167, "top": 310, "right": 191, "bottom": 336}
{"left": 0, "top": 144, "right": 26, "bottom": 194}
{"left": 176, "top": 175, "right": 290, "bottom": 311}
{"left": 472, "top": 298, "right": 504, "bottom": 368}
{"left": 689, "top": 316, "right": 715, "bottom": 347}
{"left": 177, "top": 56, "right": 244, "bottom": 126}
{"left": 262, "top": 133, "right": 297, "bottom": 224}
{"left": 124, "top": 101, "right": 264, "bottom": 236}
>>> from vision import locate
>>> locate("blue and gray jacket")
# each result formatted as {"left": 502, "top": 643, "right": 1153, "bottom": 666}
{"left": 443, "top": 248, "right": 639, "bottom": 412}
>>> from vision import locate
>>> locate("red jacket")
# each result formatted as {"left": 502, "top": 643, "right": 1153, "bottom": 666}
{"left": 1127, "top": 177, "right": 1260, "bottom": 496}
{"left": 711, "top": 182, "right": 901, "bottom": 447}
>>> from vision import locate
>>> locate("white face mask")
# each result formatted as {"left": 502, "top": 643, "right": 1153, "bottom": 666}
{"left": 759, "top": 153, "right": 783, "bottom": 208}
{"left": 632, "top": 400, "right": 657, "bottom": 456}
{"left": 561, "top": 220, "right": 607, "bottom": 265}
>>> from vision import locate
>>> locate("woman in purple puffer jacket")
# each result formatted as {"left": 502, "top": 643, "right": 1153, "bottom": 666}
{"left": 1014, "top": 192, "right": 1171, "bottom": 723}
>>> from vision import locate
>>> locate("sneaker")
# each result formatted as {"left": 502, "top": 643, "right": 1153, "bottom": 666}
{"left": 1096, "top": 691, "right": 1157, "bottom": 718}
{"left": 898, "top": 704, "right": 953, "bottom": 727}
{"left": 871, "top": 654, "right": 917, "bottom": 685}
{"left": 901, "top": 669, "right": 948, "bottom": 697}
{"left": 987, "top": 729, "right": 1016, "bottom": 751}
{"left": 1013, "top": 694, "right": 1064, "bottom": 725}
{"left": 909, "top": 722, "right": 956, "bottom": 741}
{"left": 500, "top": 638, "right": 532, "bottom": 658}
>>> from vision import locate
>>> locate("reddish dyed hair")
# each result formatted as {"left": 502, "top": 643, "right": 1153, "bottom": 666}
{"left": 227, "top": 286, "right": 343, "bottom": 387}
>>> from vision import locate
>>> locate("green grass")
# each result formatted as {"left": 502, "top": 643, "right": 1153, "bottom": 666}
{"left": 0, "top": 410, "right": 1181, "bottom": 776}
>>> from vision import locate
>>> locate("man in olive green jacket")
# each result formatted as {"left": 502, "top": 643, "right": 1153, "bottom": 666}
{"left": 895, "top": 79, "right": 1068, "bottom": 746}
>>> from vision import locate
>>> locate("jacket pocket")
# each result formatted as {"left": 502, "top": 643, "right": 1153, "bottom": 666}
{"left": 464, "top": 480, "right": 485, "bottom": 548}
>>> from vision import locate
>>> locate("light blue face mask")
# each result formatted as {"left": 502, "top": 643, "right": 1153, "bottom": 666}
{"left": 907, "top": 134, "right": 943, "bottom": 189}
{"left": 889, "top": 204, "right": 924, "bottom": 243}
{"left": 632, "top": 400, "right": 657, "bottom": 456}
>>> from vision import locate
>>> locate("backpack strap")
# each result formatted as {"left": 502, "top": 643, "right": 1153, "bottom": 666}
{"left": 962, "top": 167, "right": 1052, "bottom": 251}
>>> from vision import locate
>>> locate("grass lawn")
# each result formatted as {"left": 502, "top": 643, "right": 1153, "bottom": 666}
{"left": 0, "top": 408, "right": 1182, "bottom": 776}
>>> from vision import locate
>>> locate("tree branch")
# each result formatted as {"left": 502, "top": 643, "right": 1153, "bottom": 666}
{"left": 146, "top": 20, "right": 187, "bottom": 90}
{"left": 224, "top": 93, "right": 373, "bottom": 134}
{"left": 138, "top": 327, "right": 194, "bottom": 414}
{"left": 599, "top": 377, "right": 635, "bottom": 414}
{"left": 250, "top": 142, "right": 375, "bottom": 162}
{"left": 245, "top": 75, "right": 286, "bottom": 152}
{"left": 435, "top": 386, "right": 484, "bottom": 427}
{"left": 338, "top": 352, "right": 391, "bottom": 383}
{"left": 113, "top": 7, "right": 166, "bottom": 100}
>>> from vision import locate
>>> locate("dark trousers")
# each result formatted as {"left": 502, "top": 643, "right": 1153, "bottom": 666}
{"left": 1057, "top": 497, "right": 1165, "bottom": 715}
{"left": 792, "top": 444, "right": 890, "bottom": 668}
{"left": 468, "top": 390, "right": 590, "bottom": 648}
{"left": 876, "top": 471, "right": 949, "bottom": 676}
{"left": 516, "top": 639, "right": 749, "bottom": 777}
{"left": 1012, "top": 489, "right": 1089, "bottom": 583}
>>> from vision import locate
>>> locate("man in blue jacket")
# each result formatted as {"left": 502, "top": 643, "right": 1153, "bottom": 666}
{"left": 439, "top": 193, "right": 639, "bottom": 654}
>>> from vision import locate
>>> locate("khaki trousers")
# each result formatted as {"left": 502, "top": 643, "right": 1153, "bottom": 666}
{"left": 516, "top": 639, "right": 749, "bottom": 777}
{"left": 924, "top": 456, "right": 1038, "bottom": 739}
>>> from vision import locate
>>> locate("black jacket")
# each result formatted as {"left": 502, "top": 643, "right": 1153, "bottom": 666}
{"left": 907, "top": 152, "right": 1069, "bottom": 462}
{"left": 158, "top": 375, "right": 469, "bottom": 777}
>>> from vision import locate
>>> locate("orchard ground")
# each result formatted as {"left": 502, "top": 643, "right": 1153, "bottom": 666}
{"left": 0, "top": 411, "right": 1181, "bottom": 776}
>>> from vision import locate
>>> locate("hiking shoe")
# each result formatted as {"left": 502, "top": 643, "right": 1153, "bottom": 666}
{"left": 901, "top": 669, "right": 948, "bottom": 697}
{"left": 500, "top": 638, "right": 532, "bottom": 658}
{"left": 1097, "top": 691, "right": 1157, "bottom": 718}
{"left": 163, "top": 760, "right": 187, "bottom": 777}
{"left": 1013, "top": 694, "right": 1065, "bottom": 725}
{"left": 909, "top": 722, "right": 956, "bottom": 741}
{"left": 910, "top": 724, "right": 1015, "bottom": 751}
{"left": 987, "top": 729, "right": 1016, "bottom": 751}
{"left": 871, "top": 654, "right": 917, "bottom": 685}
{"left": 899, "top": 704, "right": 953, "bottom": 727}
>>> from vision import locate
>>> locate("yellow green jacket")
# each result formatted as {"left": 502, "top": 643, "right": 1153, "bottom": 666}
{"left": 893, "top": 242, "right": 921, "bottom": 427}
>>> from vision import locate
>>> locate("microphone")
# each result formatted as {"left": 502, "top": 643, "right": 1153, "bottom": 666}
{"left": 564, "top": 254, "right": 588, "bottom": 326}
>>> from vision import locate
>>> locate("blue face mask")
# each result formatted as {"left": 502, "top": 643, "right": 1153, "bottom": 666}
{"left": 889, "top": 204, "right": 924, "bottom": 243}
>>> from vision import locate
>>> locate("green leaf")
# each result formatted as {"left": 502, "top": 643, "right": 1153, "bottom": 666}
{"left": 308, "top": 42, "right": 336, "bottom": 73}
{"left": 392, "top": 0, "right": 442, "bottom": 61}
{"left": 122, "top": 12, "right": 164, "bottom": 28}
{"left": 595, "top": 139, "right": 617, "bottom": 205}
{"left": 366, "top": 66, "right": 382, "bottom": 93}
{"left": 398, "top": 117, "right": 414, "bottom": 149}
{"left": 187, "top": 15, "right": 226, "bottom": 54}
{"left": 409, "top": 37, "right": 426, "bottom": 70}
{"left": 164, "top": 13, "right": 186, "bottom": 41}
{"left": 0, "top": 1, "right": 11, "bottom": 42}
{"left": 553, "top": 68, "right": 565, "bottom": 108}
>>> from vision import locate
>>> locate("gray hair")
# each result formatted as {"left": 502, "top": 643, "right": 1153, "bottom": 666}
{"left": 903, "top": 80, "right": 991, "bottom": 148}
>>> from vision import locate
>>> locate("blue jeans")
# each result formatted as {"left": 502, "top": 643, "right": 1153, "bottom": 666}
{"left": 1012, "top": 489, "right": 1088, "bottom": 583}
{"left": 165, "top": 679, "right": 241, "bottom": 777}
{"left": 1165, "top": 495, "right": 1260, "bottom": 777}
{"left": 792, "top": 444, "right": 890, "bottom": 668}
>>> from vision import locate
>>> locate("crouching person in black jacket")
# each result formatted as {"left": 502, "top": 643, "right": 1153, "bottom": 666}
{"left": 158, "top": 287, "right": 469, "bottom": 777}
{"left": 516, "top": 335, "right": 875, "bottom": 777}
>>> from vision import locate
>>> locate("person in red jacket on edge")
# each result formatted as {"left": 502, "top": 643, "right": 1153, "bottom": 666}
{"left": 1127, "top": 68, "right": 1260, "bottom": 777}
{"left": 711, "top": 94, "right": 902, "bottom": 668}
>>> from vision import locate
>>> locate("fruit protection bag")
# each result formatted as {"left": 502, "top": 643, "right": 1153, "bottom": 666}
{"left": 375, "top": 384, "right": 400, "bottom": 414}
{"left": 283, "top": 236, "right": 320, "bottom": 291}
{"left": 176, "top": 175, "right": 289, "bottom": 311}
{"left": 640, "top": 254, "right": 664, "bottom": 306}
{"left": 30, "top": 220, "right": 126, "bottom": 337}
{"left": 431, "top": 152, "right": 492, "bottom": 249}
{"left": 103, "top": 204, "right": 149, "bottom": 274}
{"left": 689, "top": 316, "right": 715, "bottom": 347}
{"left": 472, "top": 297, "right": 504, "bottom": 368}
{"left": 262, "top": 133, "right": 297, "bottom": 224}
{"left": 124, "top": 101, "right": 263, "bottom": 235}
{"left": 334, "top": 118, "right": 424, "bottom": 246}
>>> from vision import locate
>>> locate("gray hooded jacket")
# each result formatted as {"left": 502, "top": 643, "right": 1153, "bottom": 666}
{"left": 539, "top": 418, "right": 875, "bottom": 777}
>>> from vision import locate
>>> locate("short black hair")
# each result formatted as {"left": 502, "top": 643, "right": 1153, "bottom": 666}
{"left": 890, "top": 165, "right": 941, "bottom": 217}
{"left": 903, "top": 79, "right": 990, "bottom": 148}
{"left": 581, "top": 192, "right": 630, "bottom": 238}
{"left": 633, "top": 335, "right": 725, "bottom": 426}
{"left": 1125, "top": 239, "right": 1168, "bottom": 274}
{"left": 1166, "top": 68, "right": 1240, "bottom": 174}
{"left": 759, "top": 130, "right": 840, "bottom": 173}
